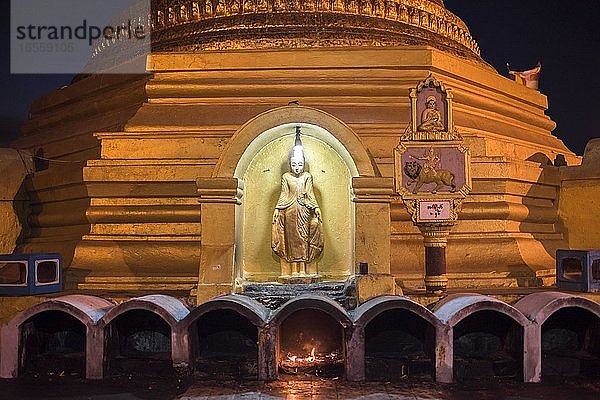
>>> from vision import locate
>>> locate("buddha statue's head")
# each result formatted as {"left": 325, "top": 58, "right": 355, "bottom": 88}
{"left": 426, "top": 95, "right": 437, "bottom": 109}
{"left": 290, "top": 146, "right": 305, "bottom": 175}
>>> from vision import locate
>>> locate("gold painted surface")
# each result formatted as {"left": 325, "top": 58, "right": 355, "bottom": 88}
{"left": 241, "top": 130, "right": 353, "bottom": 282}
{"left": 560, "top": 182, "right": 600, "bottom": 249}
{"left": 149, "top": 0, "right": 481, "bottom": 60}
{"left": 354, "top": 202, "right": 392, "bottom": 274}
{"left": 355, "top": 274, "right": 399, "bottom": 304}
{"left": 0, "top": 296, "right": 48, "bottom": 325}
{"left": 397, "top": 268, "right": 556, "bottom": 291}
{"left": 99, "top": 137, "right": 229, "bottom": 160}
{"left": 70, "top": 240, "right": 201, "bottom": 277}
{"left": 0, "top": 150, "right": 32, "bottom": 253}
{"left": 200, "top": 245, "right": 235, "bottom": 283}
{"left": 196, "top": 283, "right": 235, "bottom": 304}
{"left": 7, "top": 44, "right": 584, "bottom": 295}
{"left": 559, "top": 139, "right": 600, "bottom": 249}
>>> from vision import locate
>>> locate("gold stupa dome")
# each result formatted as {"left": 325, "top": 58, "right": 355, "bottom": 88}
{"left": 151, "top": 0, "right": 481, "bottom": 61}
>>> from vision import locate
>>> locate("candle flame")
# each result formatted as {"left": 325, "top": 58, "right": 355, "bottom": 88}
{"left": 307, "top": 347, "right": 315, "bottom": 363}
{"left": 286, "top": 347, "right": 317, "bottom": 364}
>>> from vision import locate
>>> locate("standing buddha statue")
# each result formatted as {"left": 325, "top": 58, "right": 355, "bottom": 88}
{"left": 271, "top": 127, "right": 323, "bottom": 279}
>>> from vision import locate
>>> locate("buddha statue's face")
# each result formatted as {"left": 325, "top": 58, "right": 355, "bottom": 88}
{"left": 290, "top": 151, "right": 305, "bottom": 175}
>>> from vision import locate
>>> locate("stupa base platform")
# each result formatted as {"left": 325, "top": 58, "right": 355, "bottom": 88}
{"left": 241, "top": 281, "right": 356, "bottom": 310}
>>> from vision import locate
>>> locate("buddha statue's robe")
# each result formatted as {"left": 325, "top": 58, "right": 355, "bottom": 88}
{"left": 272, "top": 171, "right": 323, "bottom": 263}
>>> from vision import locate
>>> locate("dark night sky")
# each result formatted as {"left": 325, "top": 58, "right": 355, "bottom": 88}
{"left": 1, "top": 0, "right": 599, "bottom": 155}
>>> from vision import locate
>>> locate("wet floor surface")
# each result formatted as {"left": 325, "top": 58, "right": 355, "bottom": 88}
{"left": 2, "top": 376, "right": 600, "bottom": 400}
{"left": 180, "top": 377, "right": 600, "bottom": 400}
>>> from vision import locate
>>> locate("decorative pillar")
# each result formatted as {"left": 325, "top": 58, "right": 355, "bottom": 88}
{"left": 419, "top": 223, "right": 453, "bottom": 294}
{"left": 394, "top": 75, "right": 471, "bottom": 293}
{"left": 196, "top": 177, "right": 242, "bottom": 304}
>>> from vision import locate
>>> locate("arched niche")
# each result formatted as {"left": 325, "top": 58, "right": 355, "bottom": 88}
{"left": 197, "top": 106, "right": 390, "bottom": 305}
{"left": 234, "top": 122, "right": 358, "bottom": 282}
{"left": 19, "top": 310, "right": 87, "bottom": 377}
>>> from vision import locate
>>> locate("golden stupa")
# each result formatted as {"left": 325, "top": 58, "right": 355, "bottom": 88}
{"left": 2, "top": 0, "right": 593, "bottom": 306}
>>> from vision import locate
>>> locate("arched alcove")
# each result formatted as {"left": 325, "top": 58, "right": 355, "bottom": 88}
{"left": 197, "top": 106, "right": 389, "bottom": 304}
{"left": 191, "top": 309, "right": 259, "bottom": 379}
{"left": 19, "top": 311, "right": 86, "bottom": 377}
{"left": 1, "top": 295, "right": 113, "bottom": 380}
{"left": 234, "top": 122, "right": 357, "bottom": 282}
{"left": 364, "top": 309, "right": 436, "bottom": 381}
{"left": 277, "top": 308, "right": 345, "bottom": 378}
{"left": 269, "top": 295, "right": 352, "bottom": 379}
{"left": 453, "top": 310, "right": 523, "bottom": 382}
{"left": 541, "top": 307, "right": 600, "bottom": 377}
{"left": 104, "top": 310, "right": 173, "bottom": 377}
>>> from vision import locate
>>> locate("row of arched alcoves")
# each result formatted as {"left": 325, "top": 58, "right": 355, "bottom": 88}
{"left": 1, "top": 292, "right": 599, "bottom": 383}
